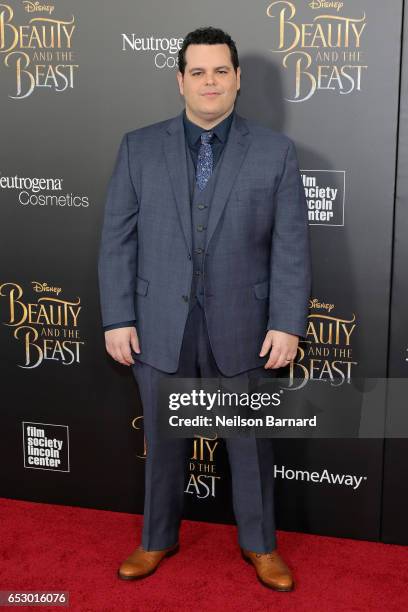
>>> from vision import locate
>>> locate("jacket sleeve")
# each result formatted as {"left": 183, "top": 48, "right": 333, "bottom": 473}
{"left": 103, "top": 320, "right": 137, "bottom": 332}
{"left": 266, "top": 138, "right": 312, "bottom": 338}
{"left": 97, "top": 133, "right": 139, "bottom": 328}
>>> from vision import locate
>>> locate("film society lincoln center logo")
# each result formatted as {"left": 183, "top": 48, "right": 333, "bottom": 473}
{"left": 23, "top": 422, "right": 69, "bottom": 472}
{"left": 303, "top": 169, "right": 345, "bottom": 226}
{"left": 0, "top": 2, "right": 78, "bottom": 99}
{"left": 0, "top": 281, "right": 84, "bottom": 368}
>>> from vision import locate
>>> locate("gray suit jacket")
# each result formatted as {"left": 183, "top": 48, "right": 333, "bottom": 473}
{"left": 97, "top": 110, "right": 311, "bottom": 375}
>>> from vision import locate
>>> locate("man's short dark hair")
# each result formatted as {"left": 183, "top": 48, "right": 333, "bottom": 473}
{"left": 178, "top": 26, "right": 239, "bottom": 75}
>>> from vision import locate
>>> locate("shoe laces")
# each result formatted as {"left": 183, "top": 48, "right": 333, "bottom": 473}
{"left": 255, "top": 551, "right": 275, "bottom": 559}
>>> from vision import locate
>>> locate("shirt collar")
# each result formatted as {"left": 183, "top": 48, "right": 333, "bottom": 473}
{"left": 183, "top": 108, "right": 234, "bottom": 147}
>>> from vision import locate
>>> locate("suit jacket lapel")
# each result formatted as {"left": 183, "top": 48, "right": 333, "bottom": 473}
{"left": 162, "top": 110, "right": 251, "bottom": 256}
{"left": 163, "top": 111, "right": 192, "bottom": 255}
{"left": 205, "top": 112, "right": 251, "bottom": 251}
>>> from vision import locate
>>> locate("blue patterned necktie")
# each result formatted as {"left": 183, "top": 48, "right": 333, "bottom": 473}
{"left": 196, "top": 130, "right": 214, "bottom": 190}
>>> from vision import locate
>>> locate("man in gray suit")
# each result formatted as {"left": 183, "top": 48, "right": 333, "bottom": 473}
{"left": 98, "top": 26, "right": 311, "bottom": 591}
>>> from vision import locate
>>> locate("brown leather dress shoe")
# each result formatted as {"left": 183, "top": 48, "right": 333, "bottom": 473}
{"left": 117, "top": 542, "right": 179, "bottom": 580}
{"left": 241, "top": 548, "right": 295, "bottom": 591}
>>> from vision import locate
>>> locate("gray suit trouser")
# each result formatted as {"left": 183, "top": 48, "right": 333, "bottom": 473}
{"left": 131, "top": 300, "right": 277, "bottom": 553}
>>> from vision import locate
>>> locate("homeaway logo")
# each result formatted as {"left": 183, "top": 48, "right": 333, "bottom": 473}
{"left": 274, "top": 465, "right": 367, "bottom": 490}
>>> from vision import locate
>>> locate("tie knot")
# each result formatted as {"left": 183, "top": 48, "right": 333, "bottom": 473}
{"left": 200, "top": 130, "right": 213, "bottom": 145}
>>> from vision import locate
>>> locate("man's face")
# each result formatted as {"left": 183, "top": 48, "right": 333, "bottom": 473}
{"left": 177, "top": 43, "right": 241, "bottom": 127}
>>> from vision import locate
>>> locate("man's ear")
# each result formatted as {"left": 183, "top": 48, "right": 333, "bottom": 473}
{"left": 176, "top": 71, "right": 184, "bottom": 95}
{"left": 236, "top": 66, "right": 241, "bottom": 92}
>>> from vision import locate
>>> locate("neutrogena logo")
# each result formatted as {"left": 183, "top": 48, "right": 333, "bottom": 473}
{"left": 274, "top": 464, "right": 367, "bottom": 490}
{"left": 0, "top": 172, "right": 89, "bottom": 207}
{"left": 121, "top": 34, "right": 183, "bottom": 69}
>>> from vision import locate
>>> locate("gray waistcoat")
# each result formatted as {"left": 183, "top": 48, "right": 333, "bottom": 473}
{"left": 186, "top": 144, "right": 225, "bottom": 312}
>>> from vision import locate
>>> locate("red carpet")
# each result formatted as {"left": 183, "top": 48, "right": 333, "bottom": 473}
{"left": 0, "top": 497, "right": 407, "bottom": 611}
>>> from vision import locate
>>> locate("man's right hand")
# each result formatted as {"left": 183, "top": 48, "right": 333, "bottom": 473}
{"left": 104, "top": 326, "right": 140, "bottom": 366}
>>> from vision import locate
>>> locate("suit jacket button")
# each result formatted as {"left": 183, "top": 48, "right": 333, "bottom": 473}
{"left": 182, "top": 295, "right": 189, "bottom": 302}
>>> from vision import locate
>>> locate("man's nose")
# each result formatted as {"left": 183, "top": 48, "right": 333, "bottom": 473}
{"left": 205, "top": 72, "right": 216, "bottom": 85}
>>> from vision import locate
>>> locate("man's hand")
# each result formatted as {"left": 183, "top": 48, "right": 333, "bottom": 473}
{"left": 104, "top": 326, "right": 140, "bottom": 366}
{"left": 259, "top": 330, "right": 299, "bottom": 369}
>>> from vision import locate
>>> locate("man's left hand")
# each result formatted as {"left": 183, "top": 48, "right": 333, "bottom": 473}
{"left": 259, "top": 330, "right": 299, "bottom": 369}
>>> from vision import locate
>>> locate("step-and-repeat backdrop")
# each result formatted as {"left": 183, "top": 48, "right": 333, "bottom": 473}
{"left": 1, "top": 0, "right": 407, "bottom": 544}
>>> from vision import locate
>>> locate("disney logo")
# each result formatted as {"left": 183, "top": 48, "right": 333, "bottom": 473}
{"left": 32, "top": 281, "right": 61, "bottom": 295}
{"left": 23, "top": 1, "right": 55, "bottom": 15}
{"left": 309, "top": 297, "right": 335, "bottom": 312}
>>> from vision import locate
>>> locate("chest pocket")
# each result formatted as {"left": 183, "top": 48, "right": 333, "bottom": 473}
{"left": 235, "top": 176, "right": 270, "bottom": 202}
